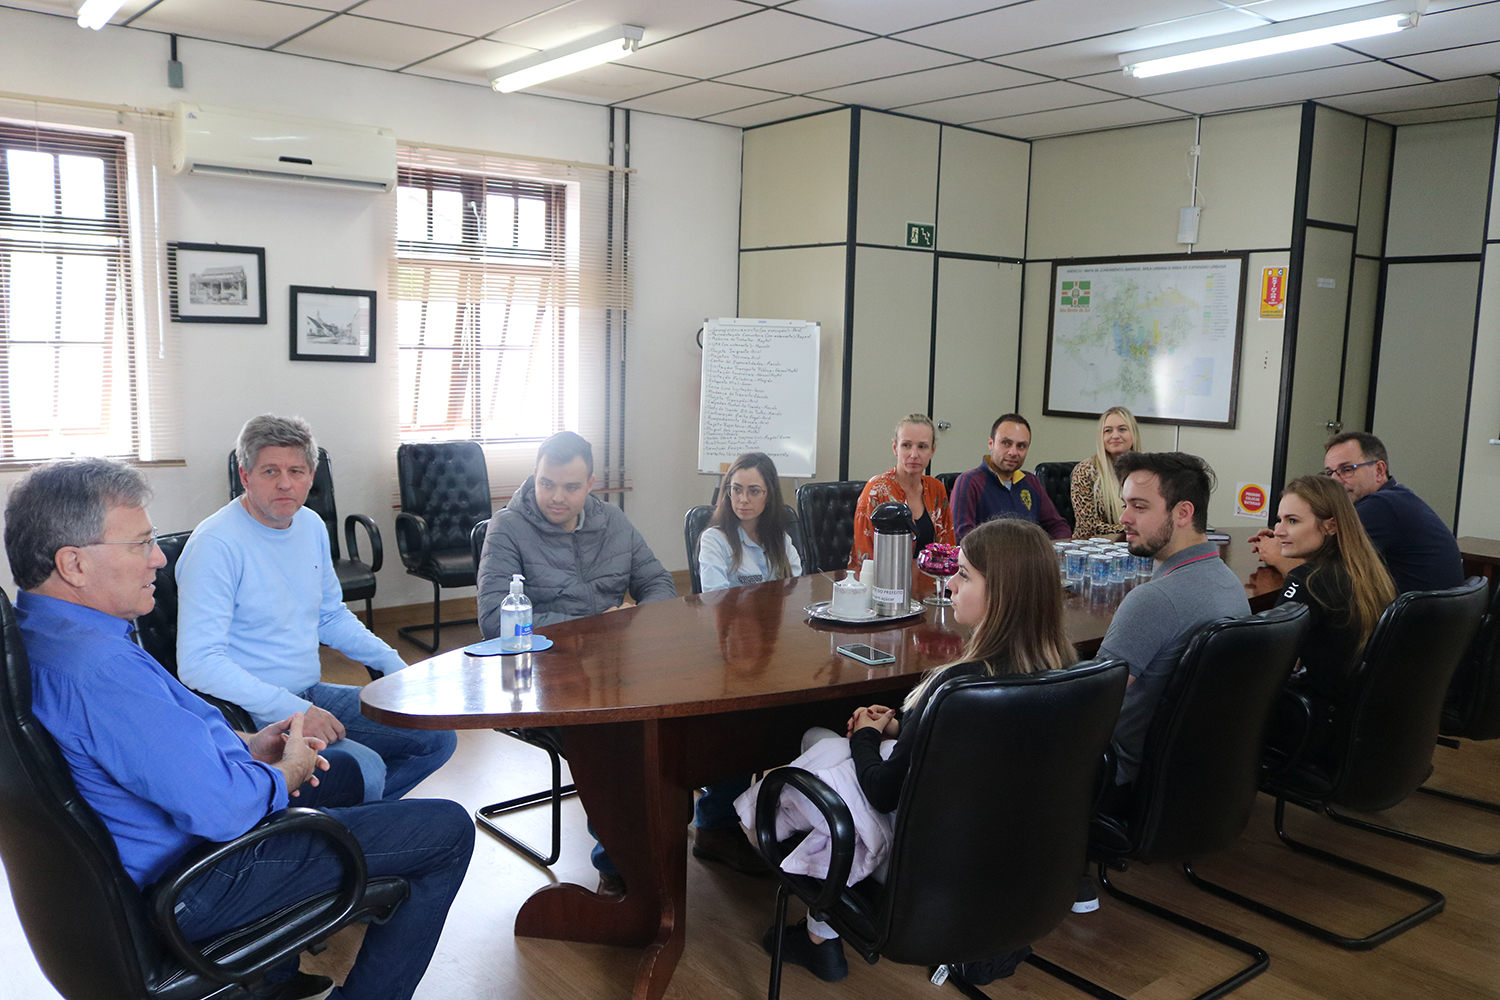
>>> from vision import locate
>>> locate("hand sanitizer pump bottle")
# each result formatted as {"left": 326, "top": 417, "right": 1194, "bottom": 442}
{"left": 500, "top": 574, "right": 533, "bottom": 652}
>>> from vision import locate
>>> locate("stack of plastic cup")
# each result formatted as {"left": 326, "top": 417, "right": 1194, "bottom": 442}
{"left": 1087, "top": 552, "right": 1111, "bottom": 589}
{"left": 1110, "top": 545, "right": 1130, "bottom": 585}
{"left": 1135, "top": 554, "right": 1154, "bottom": 579}
{"left": 1064, "top": 545, "right": 1087, "bottom": 582}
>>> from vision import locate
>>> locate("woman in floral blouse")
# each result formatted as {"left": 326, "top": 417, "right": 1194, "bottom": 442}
{"left": 848, "top": 414, "right": 955, "bottom": 568}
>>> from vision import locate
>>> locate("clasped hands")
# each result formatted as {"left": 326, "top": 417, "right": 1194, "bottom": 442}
{"left": 846, "top": 704, "right": 900, "bottom": 739}
{"left": 242, "top": 712, "right": 333, "bottom": 797}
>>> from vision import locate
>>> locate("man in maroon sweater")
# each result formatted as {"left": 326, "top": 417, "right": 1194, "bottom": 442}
{"left": 951, "top": 413, "right": 1071, "bottom": 541}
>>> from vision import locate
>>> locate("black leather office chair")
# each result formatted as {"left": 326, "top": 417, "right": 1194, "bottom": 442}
{"left": 395, "top": 442, "right": 492, "bottom": 652}
{"left": 0, "top": 588, "right": 410, "bottom": 1000}
{"left": 1187, "top": 578, "right": 1489, "bottom": 950}
{"left": 1323, "top": 580, "right": 1500, "bottom": 863}
{"left": 466, "top": 520, "right": 577, "bottom": 868}
{"left": 229, "top": 447, "right": 383, "bottom": 625}
{"left": 794, "top": 480, "right": 866, "bottom": 573}
{"left": 755, "top": 659, "right": 1128, "bottom": 1000}
{"left": 1030, "top": 606, "right": 1310, "bottom": 1000}
{"left": 1034, "top": 461, "right": 1078, "bottom": 533}
{"left": 684, "top": 505, "right": 808, "bottom": 596}
{"left": 935, "top": 472, "right": 959, "bottom": 498}
{"left": 134, "top": 529, "right": 255, "bottom": 732}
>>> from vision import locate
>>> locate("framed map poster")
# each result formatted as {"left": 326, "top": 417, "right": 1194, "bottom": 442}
{"left": 1044, "top": 254, "right": 1247, "bottom": 428}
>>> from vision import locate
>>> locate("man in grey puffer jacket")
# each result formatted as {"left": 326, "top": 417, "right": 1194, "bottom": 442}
{"left": 477, "top": 431, "right": 676, "bottom": 637}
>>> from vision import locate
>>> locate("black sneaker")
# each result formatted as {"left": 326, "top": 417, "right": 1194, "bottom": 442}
{"left": 762, "top": 919, "right": 849, "bottom": 982}
{"left": 1072, "top": 875, "right": 1100, "bottom": 913}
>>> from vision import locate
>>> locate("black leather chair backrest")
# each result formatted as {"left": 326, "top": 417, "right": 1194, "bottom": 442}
{"left": 1034, "top": 461, "right": 1079, "bottom": 532}
{"left": 794, "top": 480, "right": 866, "bottom": 573}
{"left": 135, "top": 530, "right": 192, "bottom": 678}
{"left": 1443, "top": 583, "right": 1500, "bottom": 741}
{"left": 0, "top": 588, "right": 168, "bottom": 999}
{"left": 230, "top": 446, "right": 344, "bottom": 560}
{"left": 396, "top": 442, "right": 492, "bottom": 556}
{"left": 1333, "top": 578, "right": 1489, "bottom": 812}
{"left": 471, "top": 518, "right": 490, "bottom": 575}
{"left": 935, "top": 472, "right": 959, "bottom": 498}
{"left": 875, "top": 660, "right": 1128, "bottom": 965}
{"left": 1126, "top": 605, "right": 1310, "bottom": 862}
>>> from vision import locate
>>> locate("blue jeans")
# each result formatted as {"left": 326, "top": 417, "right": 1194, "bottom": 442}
{"left": 298, "top": 682, "right": 458, "bottom": 803}
{"left": 591, "top": 777, "right": 753, "bottom": 874}
{"left": 172, "top": 798, "right": 475, "bottom": 1000}
{"left": 291, "top": 747, "right": 365, "bottom": 809}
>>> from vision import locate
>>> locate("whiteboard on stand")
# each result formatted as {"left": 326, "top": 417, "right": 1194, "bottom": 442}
{"left": 697, "top": 317, "right": 820, "bottom": 478}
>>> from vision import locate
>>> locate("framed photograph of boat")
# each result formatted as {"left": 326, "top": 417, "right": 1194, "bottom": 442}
{"left": 167, "top": 242, "right": 266, "bottom": 324}
{"left": 289, "top": 285, "right": 376, "bottom": 363}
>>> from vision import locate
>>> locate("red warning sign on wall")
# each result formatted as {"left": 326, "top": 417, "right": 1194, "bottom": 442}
{"left": 1260, "top": 268, "right": 1286, "bottom": 320}
{"left": 1237, "top": 483, "right": 1268, "bottom": 518}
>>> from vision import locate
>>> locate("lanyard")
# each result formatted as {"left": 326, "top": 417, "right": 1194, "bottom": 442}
{"left": 1160, "top": 550, "right": 1219, "bottom": 577}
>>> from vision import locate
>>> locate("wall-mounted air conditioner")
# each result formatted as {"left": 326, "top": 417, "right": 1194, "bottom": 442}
{"left": 171, "top": 102, "right": 397, "bottom": 193}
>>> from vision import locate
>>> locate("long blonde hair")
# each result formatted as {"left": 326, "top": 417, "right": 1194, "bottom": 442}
{"left": 1282, "top": 475, "right": 1397, "bottom": 656}
{"left": 902, "top": 519, "right": 1075, "bottom": 711}
{"left": 1091, "top": 406, "right": 1139, "bottom": 523}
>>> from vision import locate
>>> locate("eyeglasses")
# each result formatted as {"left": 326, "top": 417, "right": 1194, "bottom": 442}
{"left": 729, "top": 484, "right": 766, "bottom": 499}
{"left": 83, "top": 535, "right": 161, "bottom": 557}
{"left": 1322, "top": 460, "right": 1378, "bottom": 480}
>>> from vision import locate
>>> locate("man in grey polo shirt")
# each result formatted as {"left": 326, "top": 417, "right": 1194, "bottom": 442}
{"left": 1077, "top": 451, "right": 1249, "bottom": 913}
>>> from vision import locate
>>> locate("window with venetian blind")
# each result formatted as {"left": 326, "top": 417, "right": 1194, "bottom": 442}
{"left": 390, "top": 143, "right": 629, "bottom": 496}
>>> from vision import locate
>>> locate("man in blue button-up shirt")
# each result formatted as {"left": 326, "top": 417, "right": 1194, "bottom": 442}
{"left": 6, "top": 458, "right": 473, "bottom": 1000}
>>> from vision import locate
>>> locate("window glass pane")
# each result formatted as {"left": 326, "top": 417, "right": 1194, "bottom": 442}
{"left": 59, "top": 254, "right": 107, "bottom": 342}
{"left": 432, "top": 189, "right": 463, "bottom": 246}
{"left": 56, "top": 344, "right": 106, "bottom": 428}
{"left": 7, "top": 252, "right": 57, "bottom": 340}
{"left": 58, "top": 154, "right": 105, "bottom": 219}
{"left": 7, "top": 343, "right": 54, "bottom": 430}
{"left": 6, "top": 149, "right": 55, "bottom": 215}
{"left": 517, "top": 198, "right": 546, "bottom": 251}
{"left": 485, "top": 194, "right": 515, "bottom": 248}
{"left": 397, "top": 186, "right": 428, "bottom": 243}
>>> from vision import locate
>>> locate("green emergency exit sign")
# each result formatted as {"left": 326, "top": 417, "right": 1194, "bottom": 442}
{"left": 906, "top": 222, "right": 934, "bottom": 248}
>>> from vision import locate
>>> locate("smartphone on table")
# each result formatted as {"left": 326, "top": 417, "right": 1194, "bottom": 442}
{"left": 836, "top": 643, "right": 896, "bottom": 665}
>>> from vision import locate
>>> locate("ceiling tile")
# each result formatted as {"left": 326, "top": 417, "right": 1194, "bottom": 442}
{"left": 275, "top": 13, "right": 467, "bottom": 69}
{"left": 1393, "top": 40, "right": 1500, "bottom": 79}
{"left": 808, "top": 60, "right": 1048, "bottom": 106}
{"left": 895, "top": 80, "right": 1118, "bottom": 124}
{"left": 625, "top": 9, "right": 873, "bottom": 77}
{"left": 618, "top": 79, "right": 788, "bottom": 117}
{"left": 777, "top": 0, "right": 1014, "bottom": 36}
{"left": 1080, "top": 47, "right": 1370, "bottom": 98}
{"left": 1372, "top": 99, "right": 1498, "bottom": 124}
{"left": 348, "top": 0, "right": 561, "bottom": 38}
{"left": 895, "top": 0, "right": 1224, "bottom": 60}
{"left": 717, "top": 38, "right": 962, "bottom": 92}
{"left": 525, "top": 63, "right": 699, "bottom": 103}
{"left": 968, "top": 98, "right": 1188, "bottom": 139}
{"left": 1155, "top": 60, "right": 1427, "bottom": 114}
{"left": 1344, "top": 2, "right": 1500, "bottom": 58}
{"left": 1320, "top": 75, "right": 1500, "bottom": 114}
{"left": 487, "top": 0, "right": 753, "bottom": 51}
{"left": 703, "top": 95, "right": 844, "bottom": 127}
{"left": 401, "top": 38, "right": 541, "bottom": 85}
{"left": 129, "top": 0, "right": 331, "bottom": 48}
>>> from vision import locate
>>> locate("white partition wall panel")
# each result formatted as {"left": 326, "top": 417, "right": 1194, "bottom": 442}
{"left": 1386, "top": 119, "right": 1493, "bottom": 258}
{"left": 1460, "top": 247, "right": 1500, "bottom": 537}
{"left": 846, "top": 247, "right": 936, "bottom": 480}
{"left": 741, "top": 110, "right": 851, "bottom": 249}
{"left": 855, "top": 111, "right": 940, "bottom": 248}
{"left": 1284, "top": 227, "right": 1356, "bottom": 480}
{"left": 1308, "top": 106, "right": 1367, "bottom": 227}
{"left": 1195, "top": 106, "right": 1301, "bottom": 253}
{"left": 1342, "top": 255, "right": 1381, "bottom": 433}
{"left": 931, "top": 258, "right": 1024, "bottom": 468}
{"left": 936, "top": 127, "right": 1029, "bottom": 259}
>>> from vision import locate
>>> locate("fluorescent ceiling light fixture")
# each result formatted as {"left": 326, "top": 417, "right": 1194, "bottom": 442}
{"left": 1120, "top": 0, "right": 1426, "bottom": 78}
{"left": 488, "top": 25, "right": 645, "bottom": 93}
{"left": 75, "top": 0, "right": 127, "bottom": 30}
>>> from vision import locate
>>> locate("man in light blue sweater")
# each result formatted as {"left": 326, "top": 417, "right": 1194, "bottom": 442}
{"left": 177, "top": 415, "right": 456, "bottom": 802}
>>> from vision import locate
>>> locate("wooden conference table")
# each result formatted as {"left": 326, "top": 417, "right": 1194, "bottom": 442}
{"left": 362, "top": 543, "right": 1280, "bottom": 1000}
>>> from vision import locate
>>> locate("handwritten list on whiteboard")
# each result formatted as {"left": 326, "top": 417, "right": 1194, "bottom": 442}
{"left": 697, "top": 318, "right": 820, "bottom": 478}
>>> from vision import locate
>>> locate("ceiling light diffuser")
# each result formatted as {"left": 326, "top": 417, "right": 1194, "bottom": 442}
{"left": 488, "top": 25, "right": 646, "bottom": 94}
{"left": 1120, "top": 0, "right": 1426, "bottom": 79}
{"left": 75, "top": 0, "right": 128, "bottom": 30}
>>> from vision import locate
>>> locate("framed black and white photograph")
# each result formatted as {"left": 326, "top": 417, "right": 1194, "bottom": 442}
{"left": 167, "top": 242, "right": 266, "bottom": 324}
{"left": 289, "top": 286, "right": 376, "bottom": 363}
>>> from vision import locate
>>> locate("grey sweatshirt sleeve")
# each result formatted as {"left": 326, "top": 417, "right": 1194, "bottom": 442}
{"left": 627, "top": 525, "right": 677, "bottom": 606}
{"left": 477, "top": 514, "right": 524, "bottom": 639}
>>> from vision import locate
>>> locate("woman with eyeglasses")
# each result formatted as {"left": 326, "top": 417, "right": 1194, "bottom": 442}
{"left": 698, "top": 451, "right": 802, "bottom": 591}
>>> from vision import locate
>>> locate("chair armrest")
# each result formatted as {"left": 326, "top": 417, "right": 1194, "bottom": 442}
{"left": 345, "top": 514, "right": 384, "bottom": 574}
{"left": 149, "top": 807, "right": 367, "bottom": 985}
{"left": 755, "top": 767, "right": 856, "bottom": 912}
{"left": 1092, "top": 749, "right": 1118, "bottom": 814}
{"left": 395, "top": 512, "right": 429, "bottom": 571}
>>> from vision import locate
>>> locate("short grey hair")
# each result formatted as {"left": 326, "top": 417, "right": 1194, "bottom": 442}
{"left": 236, "top": 414, "right": 318, "bottom": 474}
{"left": 5, "top": 458, "right": 153, "bottom": 590}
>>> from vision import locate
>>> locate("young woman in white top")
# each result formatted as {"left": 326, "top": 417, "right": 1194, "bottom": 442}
{"left": 698, "top": 451, "right": 802, "bottom": 591}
